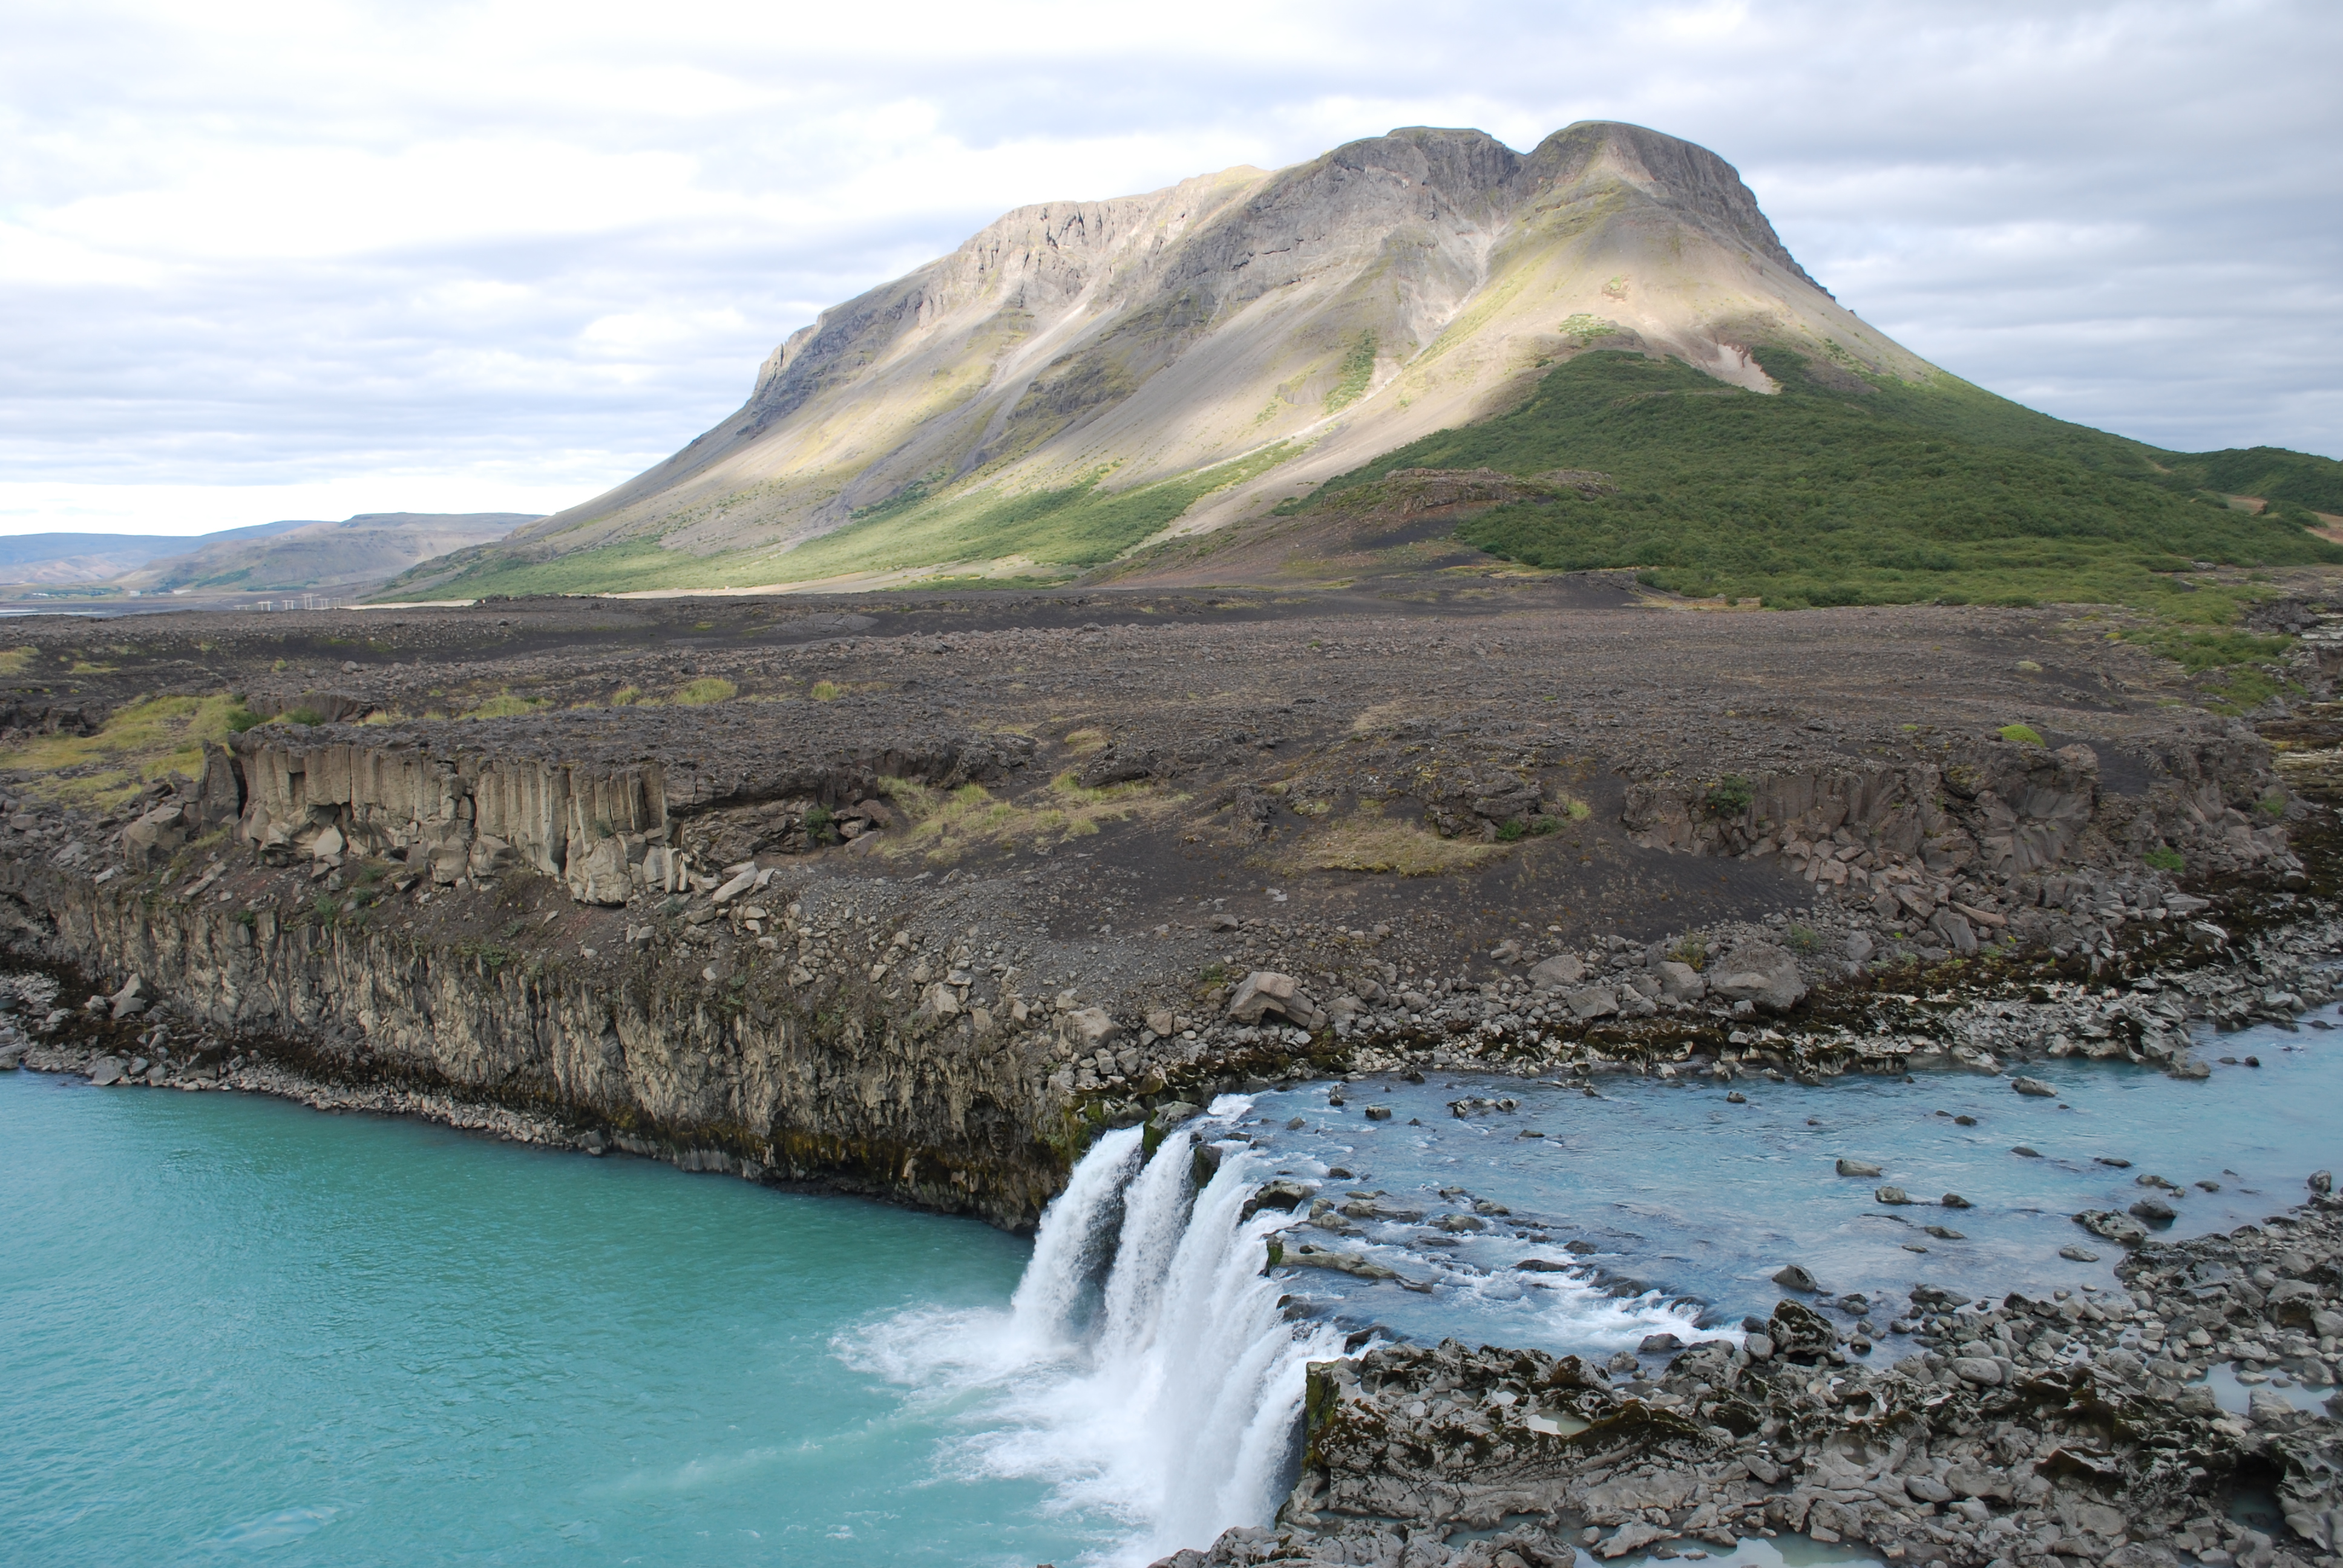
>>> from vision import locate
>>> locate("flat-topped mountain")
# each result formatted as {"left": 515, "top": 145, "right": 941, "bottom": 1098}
{"left": 387, "top": 122, "right": 1935, "bottom": 598}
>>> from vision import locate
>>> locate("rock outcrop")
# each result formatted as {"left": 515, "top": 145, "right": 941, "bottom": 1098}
{"left": 1161, "top": 1183, "right": 2343, "bottom": 1568}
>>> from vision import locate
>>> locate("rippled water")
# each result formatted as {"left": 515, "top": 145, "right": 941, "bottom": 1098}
{"left": 1237, "top": 1011, "right": 2343, "bottom": 1347}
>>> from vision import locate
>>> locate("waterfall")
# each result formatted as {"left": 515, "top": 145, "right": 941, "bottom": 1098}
{"left": 843, "top": 1099, "right": 1344, "bottom": 1565}
{"left": 1009, "top": 1125, "right": 1145, "bottom": 1348}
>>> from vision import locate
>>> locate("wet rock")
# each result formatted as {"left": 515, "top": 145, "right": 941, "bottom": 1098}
{"left": 1941, "top": 1192, "right": 1973, "bottom": 1208}
{"left": 2075, "top": 1209, "right": 2150, "bottom": 1246}
{"left": 1835, "top": 1158, "right": 1883, "bottom": 1177}
{"left": 1875, "top": 1185, "right": 1912, "bottom": 1205}
{"left": 1772, "top": 1263, "right": 1821, "bottom": 1292}
{"left": 2013, "top": 1076, "right": 2057, "bottom": 1096}
{"left": 1596, "top": 1521, "right": 1674, "bottom": 1558}
{"left": 2129, "top": 1195, "right": 2177, "bottom": 1224}
{"left": 1279, "top": 1243, "right": 1398, "bottom": 1281}
{"left": 1149, "top": 1100, "right": 1201, "bottom": 1134}
{"left": 1951, "top": 1356, "right": 2005, "bottom": 1386}
{"left": 1766, "top": 1298, "right": 1838, "bottom": 1360}
{"left": 1242, "top": 1177, "right": 1316, "bottom": 1219}
{"left": 2059, "top": 1243, "right": 2102, "bottom": 1262}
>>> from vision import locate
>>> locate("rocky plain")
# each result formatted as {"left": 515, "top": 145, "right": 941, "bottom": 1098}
{"left": 4, "top": 570, "right": 2342, "bottom": 1568}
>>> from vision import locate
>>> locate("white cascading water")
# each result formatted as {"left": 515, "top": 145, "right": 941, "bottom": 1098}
{"left": 842, "top": 1099, "right": 1345, "bottom": 1566}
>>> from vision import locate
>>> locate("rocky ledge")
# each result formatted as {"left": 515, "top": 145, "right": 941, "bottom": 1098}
{"left": 1161, "top": 1179, "right": 2343, "bottom": 1568}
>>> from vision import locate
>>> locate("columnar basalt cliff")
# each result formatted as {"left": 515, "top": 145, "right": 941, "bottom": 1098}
{"left": 0, "top": 592, "right": 2333, "bottom": 1232}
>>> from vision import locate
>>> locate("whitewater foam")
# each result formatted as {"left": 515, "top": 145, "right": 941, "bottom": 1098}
{"left": 841, "top": 1102, "right": 1342, "bottom": 1564}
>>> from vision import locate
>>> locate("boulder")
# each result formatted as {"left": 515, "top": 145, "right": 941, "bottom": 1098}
{"left": 108, "top": 974, "right": 146, "bottom": 1021}
{"left": 1835, "top": 1158, "right": 1882, "bottom": 1178}
{"left": 119, "top": 804, "right": 188, "bottom": 868}
{"left": 1875, "top": 1186, "right": 1912, "bottom": 1206}
{"left": 1563, "top": 985, "right": 1619, "bottom": 1021}
{"left": 1064, "top": 1007, "right": 1121, "bottom": 1049}
{"left": 1527, "top": 953, "right": 1586, "bottom": 990}
{"left": 1225, "top": 970, "right": 1322, "bottom": 1030}
{"left": 1766, "top": 1298, "right": 1837, "bottom": 1360}
{"left": 2012, "top": 1076, "right": 2057, "bottom": 1097}
{"left": 1772, "top": 1263, "right": 1820, "bottom": 1292}
{"left": 1653, "top": 960, "right": 1705, "bottom": 1002}
{"left": 565, "top": 835, "right": 633, "bottom": 906}
{"left": 88, "top": 1056, "right": 126, "bottom": 1086}
{"left": 1705, "top": 942, "right": 1806, "bottom": 1011}
{"left": 1951, "top": 1356, "right": 2005, "bottom": 1387}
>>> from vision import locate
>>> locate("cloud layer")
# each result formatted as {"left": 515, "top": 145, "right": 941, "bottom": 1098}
{"left": 4, "top": 0, "right": 2338, "bottom": 535}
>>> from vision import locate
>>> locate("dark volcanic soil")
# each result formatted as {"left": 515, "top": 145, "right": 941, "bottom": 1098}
{"left": 0, "top": 577, "right": 2279, "bottom": 959}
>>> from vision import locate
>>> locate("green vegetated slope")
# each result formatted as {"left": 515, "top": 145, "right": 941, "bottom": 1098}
{"left": 1310, "top": 349, "right": 2343, "bottom": 620}
{"left": 385, "top": 446, "right": 1297, "bottom": 600}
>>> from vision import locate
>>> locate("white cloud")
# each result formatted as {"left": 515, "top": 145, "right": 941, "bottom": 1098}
{"left": 0, "top": 0, "right": 2336, "bottom": 537}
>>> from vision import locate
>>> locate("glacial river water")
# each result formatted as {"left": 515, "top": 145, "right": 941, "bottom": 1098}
{"left": 4, "top": 1010, "right": 2338, "bottom": 1566}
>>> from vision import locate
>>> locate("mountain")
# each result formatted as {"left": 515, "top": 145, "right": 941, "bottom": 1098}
{"left": 116, "top": 512, "right": 533, "bottom": 595}
{"left": 379, "top": 120, "right": 2342, "bottom": 603}
{"left": 0, "top": 521, "right": 312, "bottom": 586}
{"left": 383, "top": 121, "right": 1944, "bottom": 598}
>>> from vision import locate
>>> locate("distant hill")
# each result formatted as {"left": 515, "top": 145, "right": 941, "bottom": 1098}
{"left": 116, "top": 512, "right": 533, "bottom": 595}
{"left": 0, "top": 520, "right": 311, "bottom": 585}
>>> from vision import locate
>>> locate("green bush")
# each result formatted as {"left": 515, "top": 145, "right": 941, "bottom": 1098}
{"left": 281, "top": 707, "right": 326, "bottom": 727}
{"left": 1998, "top": 724, "right": 2045, "bottom": 745}
{"left": 2143, "top": 846, "right": 2186, "bottom": 872}
{"left": 1784, "top": 923, "right": 1818, "bottom": 954}
{"left": 1496, "top": 818, "right": 1527, "bottom": 842}
{"left": 1703, "top": 774, "right": 1753, "bottom": 818}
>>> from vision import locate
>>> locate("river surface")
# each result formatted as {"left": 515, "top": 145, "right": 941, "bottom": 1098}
{"left": 4, "top": 1010, "right": 2338, "bottom": 1566}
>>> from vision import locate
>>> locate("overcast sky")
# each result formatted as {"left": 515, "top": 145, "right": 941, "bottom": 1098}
{"left": 3, "top": 0, "right": 2338, "bottom": 538}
